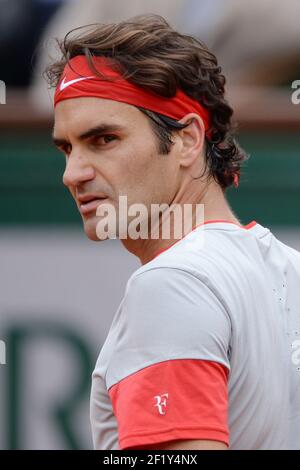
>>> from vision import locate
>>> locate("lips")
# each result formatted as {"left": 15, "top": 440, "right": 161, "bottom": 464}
{"left": 78, "top": 196, "right": 109, "bottom": 215}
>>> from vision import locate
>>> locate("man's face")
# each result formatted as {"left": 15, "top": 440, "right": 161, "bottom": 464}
{"left": 53, "top": 97, "right": 181, "bottom": 241}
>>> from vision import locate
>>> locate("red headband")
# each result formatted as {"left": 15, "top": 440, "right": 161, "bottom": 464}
{"left": 54, "top": 55, "right": 212, "bottom": 132}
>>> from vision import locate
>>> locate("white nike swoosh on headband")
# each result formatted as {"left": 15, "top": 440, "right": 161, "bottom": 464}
{"left": 59, "top": 76, "right": 95, "bottom": 91}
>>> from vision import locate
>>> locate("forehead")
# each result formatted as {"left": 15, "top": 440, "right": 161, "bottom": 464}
{"left": 53, "top": 96, "right": 147, "bottom": 136}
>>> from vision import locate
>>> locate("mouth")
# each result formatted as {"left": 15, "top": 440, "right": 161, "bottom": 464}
{"left": 78, "top": 196, "right": 109, "bottom": 215}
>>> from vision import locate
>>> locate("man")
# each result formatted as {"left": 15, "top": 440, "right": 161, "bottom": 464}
{"left": 48, "top": 14, "right": 300, "bottom": 450}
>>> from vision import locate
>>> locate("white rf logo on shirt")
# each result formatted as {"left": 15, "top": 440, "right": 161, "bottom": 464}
{"left": 154, "top": 393, "right": 169, "bottom": 415}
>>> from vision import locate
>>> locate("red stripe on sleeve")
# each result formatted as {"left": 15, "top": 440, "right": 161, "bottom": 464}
{"left": 108, "top": 359, "right": 229, "bottom": 449}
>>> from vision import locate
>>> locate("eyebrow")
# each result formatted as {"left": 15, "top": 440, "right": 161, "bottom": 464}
{"left": 52, "top": 123, "right": 125, "bottom": 148}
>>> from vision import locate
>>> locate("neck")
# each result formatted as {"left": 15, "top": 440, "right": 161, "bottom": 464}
{"left": 121, "top": 180, "right": 240, "bottom": 265}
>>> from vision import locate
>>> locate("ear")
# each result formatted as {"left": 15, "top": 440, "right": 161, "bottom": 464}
{"left": 176, "top": 113, "right": 206, "bottom": 169}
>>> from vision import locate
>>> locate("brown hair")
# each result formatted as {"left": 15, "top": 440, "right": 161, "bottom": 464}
{"left": 45, "top": 14, "right": 248, "bottom": 190}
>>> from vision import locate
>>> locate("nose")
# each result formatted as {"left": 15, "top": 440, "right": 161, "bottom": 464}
{"left": 63, "top": 153, "right": 95, "bottom": 187}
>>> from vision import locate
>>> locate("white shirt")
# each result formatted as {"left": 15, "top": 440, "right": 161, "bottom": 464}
{"left": 90, "top": 220, "right": 300, "bottom": 449}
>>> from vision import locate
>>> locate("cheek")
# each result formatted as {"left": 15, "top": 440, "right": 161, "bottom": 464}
{"left": 99, "top": 139, "right": 176, "bottom": 203}
{"left": 108, "top": 143, "right": 155, "bottom": 190}
{"left": 127, "top": 152, "right": 163, "bottom": 196}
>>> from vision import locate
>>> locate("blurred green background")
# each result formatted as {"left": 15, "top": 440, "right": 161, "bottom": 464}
{"left": 1, "top": 129, "right": 299, "bottom": 226}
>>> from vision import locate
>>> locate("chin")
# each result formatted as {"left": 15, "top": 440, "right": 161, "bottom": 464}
{"left": 84, "top": 228, "right": 102, "bottom": 242}
{"left": 83, "top": 215, "right": 117, "bottom": 242}
{"left": 83, "top": 217, "right": 103, "bottom": 242}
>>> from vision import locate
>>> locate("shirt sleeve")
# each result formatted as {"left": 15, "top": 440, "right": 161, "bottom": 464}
{"left": 106, "top": 267, "right": 232, "bottom": 449}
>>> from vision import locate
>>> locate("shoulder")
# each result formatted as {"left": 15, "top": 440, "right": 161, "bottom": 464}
{"left": 130, "top": 224, "right": 254, "bottom": 293}
{"left": 126, "top": 265, "right": 228, "bottom": 317}
{"left": 118, "top": 266, "right": 232, "bottom": 370}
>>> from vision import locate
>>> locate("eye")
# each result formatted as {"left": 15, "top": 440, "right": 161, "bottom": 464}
{"left": 94, "top": 134, "right": 118, "bottom": 145}
{"left": 61, "top": 144, "right": 72, "bottom": 156}
{"left": 54, "top": 143, "right": 71, "bottom": 157}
